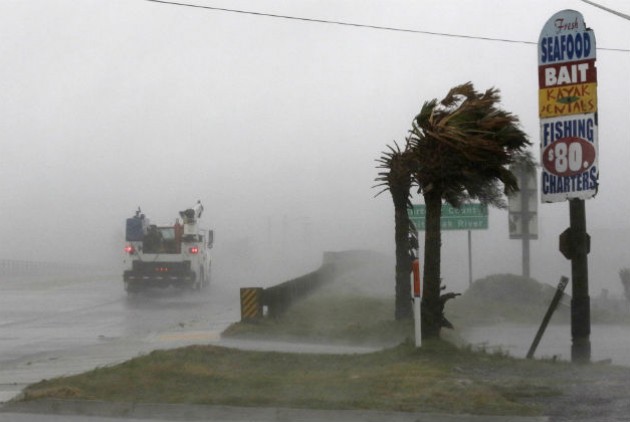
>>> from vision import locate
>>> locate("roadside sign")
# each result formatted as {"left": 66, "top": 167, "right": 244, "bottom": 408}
{"left": 508, "top": 164, "right": 538, "bottom": 240}
{"left": 538, "top": 10, "right": 598, "bottom": 203}
{"left": 409, "top": 203, "right": 488, "bottom": 231}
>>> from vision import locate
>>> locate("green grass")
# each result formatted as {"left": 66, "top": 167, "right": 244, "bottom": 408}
{"left": 21, "top": 340, "right": 560, "bottom": 415}
{"left": 17, "top": 283, "right": 629, "bottom": 416}
{"left": 223, "top": 293, "right": 413, "bottom": 346}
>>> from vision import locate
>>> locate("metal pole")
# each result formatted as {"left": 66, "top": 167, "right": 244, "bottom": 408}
{"left": 569, "top": 199, "right": 591, "bottom": 363}
{"left": 520, "top": 170, "right": 531, "bottom": 278}
{"left": 523, "top": 233, "right": 531, "bottom": 278}
{"left": 527, "top": 276, "right": 569, "bottom": 359}
{"left": 468, "top": 230, "right": 472, "bottom": 286}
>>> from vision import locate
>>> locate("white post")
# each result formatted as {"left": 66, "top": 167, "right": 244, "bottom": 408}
{"left": 414, "top": 295, "right": 422, "bottom": 348}
{"left": 411, "top": 258, "right": 421, "bottom": 347}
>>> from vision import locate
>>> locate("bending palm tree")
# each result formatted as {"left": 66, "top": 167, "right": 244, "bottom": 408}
{"left": 409, "top": 82, "right": 530, "bottom": 339}
{"left": 375, "top": 141, "right": 417, "bottom": 320}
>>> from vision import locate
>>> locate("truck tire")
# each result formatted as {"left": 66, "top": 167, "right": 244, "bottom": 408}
{"left": 204, "top": 265, "right": 211, "bottom": 288}
{"left": 199, "top": 268, "right": 208, "bottom": 290}
{"left": 192, "top": 270, "right": 202, "bottom": 291}
{"left": 125, "top": 281, "right": 139, "bottom": 295}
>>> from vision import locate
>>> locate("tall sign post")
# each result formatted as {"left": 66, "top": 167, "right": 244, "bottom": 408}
{"left": 538, "top": 10, "right": 598, "bottom": 363}
{"left": 508, "top": 163, "right": 538, "bottom": 278}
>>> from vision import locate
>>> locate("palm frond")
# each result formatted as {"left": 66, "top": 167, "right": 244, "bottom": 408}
{"left": 409, "top": 82, "right": 530, "bottom": 208}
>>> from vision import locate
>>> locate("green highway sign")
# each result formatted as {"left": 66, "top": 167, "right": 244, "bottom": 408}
{"left": 409, "top": 203, "right": 488, "bottom": 231}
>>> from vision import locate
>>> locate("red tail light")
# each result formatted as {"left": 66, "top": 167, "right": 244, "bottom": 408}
{"left": 189, "top": 246, "right": 199, "bottom": 254}
{"left": 124, "top": 245, "right": 135, "bottom": 254}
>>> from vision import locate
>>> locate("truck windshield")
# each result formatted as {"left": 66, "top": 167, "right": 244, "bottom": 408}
{"left": 159, "top": 228, "right": 175, "bottom": 240}
{"left": 143, "top": 226, "right": 179, "bottom": 254}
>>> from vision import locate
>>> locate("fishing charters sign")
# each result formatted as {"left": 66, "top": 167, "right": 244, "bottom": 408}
{"left": 538, "top": 10, "right": 598, "bottom": 203}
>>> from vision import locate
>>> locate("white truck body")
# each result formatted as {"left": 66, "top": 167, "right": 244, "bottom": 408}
{"left": 122, "top": 204, "right": 212, "bottom": 293}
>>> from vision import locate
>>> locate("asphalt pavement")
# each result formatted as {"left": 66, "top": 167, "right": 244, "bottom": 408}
{"left": 1, "top": 400, "right": 549, "bottom": 422}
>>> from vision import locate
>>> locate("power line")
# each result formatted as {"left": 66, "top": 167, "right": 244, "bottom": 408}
{"left": 144, "top": 0, "right": 532, "bottom": 46}
{"left": 145, "top": 0, "right": 630, "bottom": 52}
{"left": 579, "top": 0, "right": 630, "bottom": 21}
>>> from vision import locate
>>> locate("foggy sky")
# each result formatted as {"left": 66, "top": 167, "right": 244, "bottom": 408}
{"left": 1, "top": 0, "right": 629, "bottom": 295}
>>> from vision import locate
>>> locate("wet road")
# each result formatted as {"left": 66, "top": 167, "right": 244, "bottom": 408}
{"left": 459, "top": 322, "right": 630, "bottom": 366}
{"left": 0, "top": 271, "right": 242, "bottom": 401}
{"left": 2, "top": 270, "right": 625, "bottom": 421}
{"left": 0, "top": 267, "right": 392, "bottom": 422}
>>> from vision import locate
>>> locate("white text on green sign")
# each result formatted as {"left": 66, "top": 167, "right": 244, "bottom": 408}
{"left": 408, "top": 203, "right": 488, "bottom": 231}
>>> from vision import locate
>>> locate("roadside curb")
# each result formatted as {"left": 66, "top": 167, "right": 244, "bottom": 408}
{"left": 1, "top": 399, "right": 549, "bottom": 421}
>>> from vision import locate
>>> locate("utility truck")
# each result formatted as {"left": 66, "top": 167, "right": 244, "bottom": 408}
{"left": 123, "top": 202, "right": 213, "bottom": 294}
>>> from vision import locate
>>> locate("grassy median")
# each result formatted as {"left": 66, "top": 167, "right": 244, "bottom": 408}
{"left": 16, "top": 272, "right": 630, "bottom": 416}
{"left": 22, "top": 339, "right": 565, "bottom": 415}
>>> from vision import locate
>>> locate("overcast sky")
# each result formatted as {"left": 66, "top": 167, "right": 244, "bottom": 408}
{"left": 1, "top": 0, "right": 629, "bottom": 293}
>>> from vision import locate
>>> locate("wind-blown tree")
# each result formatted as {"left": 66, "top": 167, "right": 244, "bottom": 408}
{"left": 375, "top": 141, "right": 418, "bottom": 320}
{"left": 409, "top": 82, "right": 530, "bottom": 339}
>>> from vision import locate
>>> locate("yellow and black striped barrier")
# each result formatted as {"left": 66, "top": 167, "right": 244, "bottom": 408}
{"left": 240, "top": 287, "right": 263, "bottom": 321}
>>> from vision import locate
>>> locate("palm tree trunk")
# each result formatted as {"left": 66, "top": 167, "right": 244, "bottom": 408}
{"left": 394, "top": 193, "right": 413, "bottom": 320}
{"left": 422, "top": 191, "right": 442, "bottom": 339}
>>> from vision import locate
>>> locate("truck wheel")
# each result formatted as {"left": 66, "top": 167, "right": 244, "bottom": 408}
{"left": 125, "top": 281, "right": 138, "bottom": 295}
{"left": 192, "top": 272, "right": 202, "bottom": 291}
{"left": 204, "top": 266, "right": 211, "bottom": 288}
{"left": 199, "top": 268, "right": 207, "bottom": 290}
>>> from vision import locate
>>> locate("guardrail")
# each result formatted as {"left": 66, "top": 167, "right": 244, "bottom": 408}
{"left": 240, "top": 250, "right": 368, "bottom": 321}
{"left": 262, "top": 265, "right": 333, "bottom": 318}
